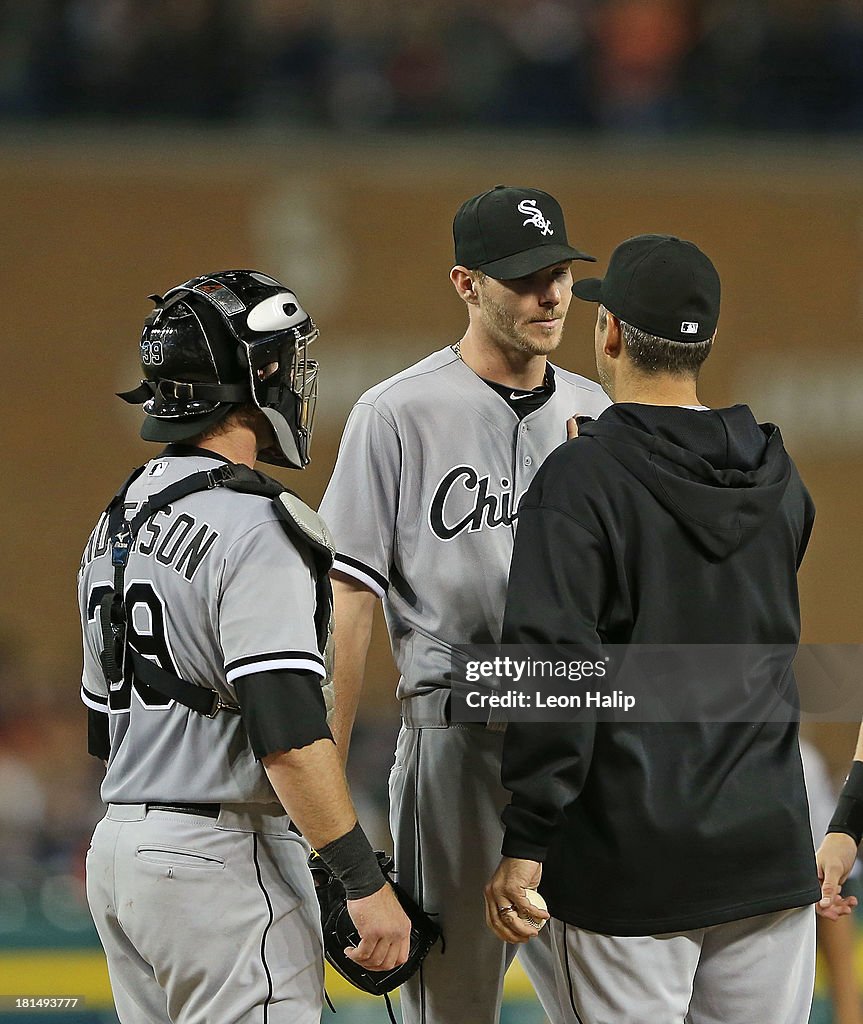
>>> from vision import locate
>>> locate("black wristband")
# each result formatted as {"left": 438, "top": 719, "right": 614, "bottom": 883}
{"left": 316, "top": 822, "right": 386, "bottom": 900}
{"left": 827, "top": 760, "right": 863, "bottom": 846}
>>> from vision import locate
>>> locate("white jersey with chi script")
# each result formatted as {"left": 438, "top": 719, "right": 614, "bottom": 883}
{"left": 78, "top": 451, "right": 324, "bottom": 805}
{"left": 319, "top": 347, "right": 609, "bottom": 700}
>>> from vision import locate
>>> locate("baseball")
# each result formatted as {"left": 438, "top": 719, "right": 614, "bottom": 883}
{"left": 520, "top": 888, "right": 548, "bottom": 930}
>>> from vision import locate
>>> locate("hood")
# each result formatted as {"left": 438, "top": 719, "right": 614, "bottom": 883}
{"left": 579, "top": 404, "right": 792, "bottom": 560}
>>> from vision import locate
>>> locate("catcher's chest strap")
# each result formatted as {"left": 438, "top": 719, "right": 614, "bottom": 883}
{"left": 99, "top": 465, "right": 241, "bottom": 714}
{"left": 98, "top": 461, "right": 332, "bottom": 718}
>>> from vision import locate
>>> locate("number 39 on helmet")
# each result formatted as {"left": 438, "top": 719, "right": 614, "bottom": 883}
{"left": 119, "top": 269, "right": 319, "bottom": 470}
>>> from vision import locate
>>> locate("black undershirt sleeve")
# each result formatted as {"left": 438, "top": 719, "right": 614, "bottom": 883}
{"left": 235, "top": 669, "right": 332, "bottom": 760}
{"left": 88, "top": 709, "right": 110, "bottom": 761}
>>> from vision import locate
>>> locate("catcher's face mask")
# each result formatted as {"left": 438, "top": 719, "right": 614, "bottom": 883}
{"left": 243, "top": 289, "right": 319, "bottom": 470}
{"left": 119, "top": 270, "right": 319, "bottom": 470}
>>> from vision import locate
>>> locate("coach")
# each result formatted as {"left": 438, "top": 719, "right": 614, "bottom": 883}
{"left": 486, "top": 235, "right": 822, "bottom": 1023}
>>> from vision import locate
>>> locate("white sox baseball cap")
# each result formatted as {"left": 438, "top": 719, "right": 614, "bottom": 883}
{"left": 453, "top": 185, "right": 595, "bottom": 280}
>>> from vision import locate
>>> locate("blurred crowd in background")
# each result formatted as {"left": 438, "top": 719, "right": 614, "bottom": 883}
{"left": 0, "top": 634, "right": 99, "bottom": 943}
{"left": 1, "top": 0, "right": 862, "bottom": 134}
{"left": 2, "top": 2, "right": 862, "bottom": 1018}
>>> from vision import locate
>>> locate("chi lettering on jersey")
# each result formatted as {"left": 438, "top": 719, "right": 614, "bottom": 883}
{"left": 428, "top": 465, "right": 518, "bottom": 541}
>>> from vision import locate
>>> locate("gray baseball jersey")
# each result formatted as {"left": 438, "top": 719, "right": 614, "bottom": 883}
{"left": 319, "top": 346, "right": 610, "bottom": 702}
{"left": 78, "top": 449, "right": 325, "bottom": 804}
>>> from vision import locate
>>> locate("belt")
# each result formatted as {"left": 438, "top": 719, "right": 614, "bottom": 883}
{"left": 146, "top": 802, "right": 220, "bottom": 818}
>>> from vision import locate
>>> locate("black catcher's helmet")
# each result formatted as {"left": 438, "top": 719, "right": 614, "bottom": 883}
{"left": 119, "top": 270, "right": 319, "bottom": 469}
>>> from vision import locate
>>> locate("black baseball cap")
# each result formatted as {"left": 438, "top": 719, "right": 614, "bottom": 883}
{"left": 572, "top": 234, "right": 721, "bottom": 342}
{"left": 453, "top": 185, "right": 595, "bottom": 280}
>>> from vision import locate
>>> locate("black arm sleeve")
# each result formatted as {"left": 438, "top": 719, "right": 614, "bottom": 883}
{"left": 236, "top": 669, "right": 332, "bottom": 760}
{"left": 88, "top": 709, "right": 110, "bottom": 761}
{"left": 500, "top": 500, "right": 607, "bottom": 861}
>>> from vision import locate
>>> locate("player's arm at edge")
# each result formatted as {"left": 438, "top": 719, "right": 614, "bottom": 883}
{"left": 816, "top": 720, "right": 863, "bottom": 918}
{"left": 238, "top": 667, "right": 410, "bottom": 969}
{"left": 330, "top": 572, "right": 378, "bottom": 761}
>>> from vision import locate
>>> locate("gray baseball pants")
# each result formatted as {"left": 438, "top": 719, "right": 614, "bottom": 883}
{"left": 86, "top": 804, "right": 324, "bottom": 1024}
{"left": 548, "top": 904, "right": 815, "bottom": 1024}
{"left": 389, "top": 722, "right": 567, "bottom": 1024}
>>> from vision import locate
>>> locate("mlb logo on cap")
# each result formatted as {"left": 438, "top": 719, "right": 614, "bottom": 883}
{"left": 681, "top": 322, "right": 699, "bottom": 334}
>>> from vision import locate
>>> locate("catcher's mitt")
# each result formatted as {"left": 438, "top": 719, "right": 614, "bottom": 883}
{"left": 309, "top": 850, "right": 442, "bottom": 999}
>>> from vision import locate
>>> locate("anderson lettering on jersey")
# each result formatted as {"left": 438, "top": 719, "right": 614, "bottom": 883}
{"left": 79, "top": 503, "right": 220, "bottom": 583}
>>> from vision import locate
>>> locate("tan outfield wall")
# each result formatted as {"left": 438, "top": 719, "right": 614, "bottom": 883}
{"left": 2, "top": 132, "right": 862, "bottom": 758}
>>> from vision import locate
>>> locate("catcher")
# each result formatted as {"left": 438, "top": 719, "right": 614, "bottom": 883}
{"left": 79, "top": 270, "right": 414, "bottom": 1023}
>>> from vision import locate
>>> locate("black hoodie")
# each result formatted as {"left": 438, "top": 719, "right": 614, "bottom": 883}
{"left": 500, "top": 403, "right": 821, "bottom": 935}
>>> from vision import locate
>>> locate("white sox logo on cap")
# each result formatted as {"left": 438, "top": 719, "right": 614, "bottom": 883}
{"left": 517, "top": 199, "right": 554, "bottom": 237}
